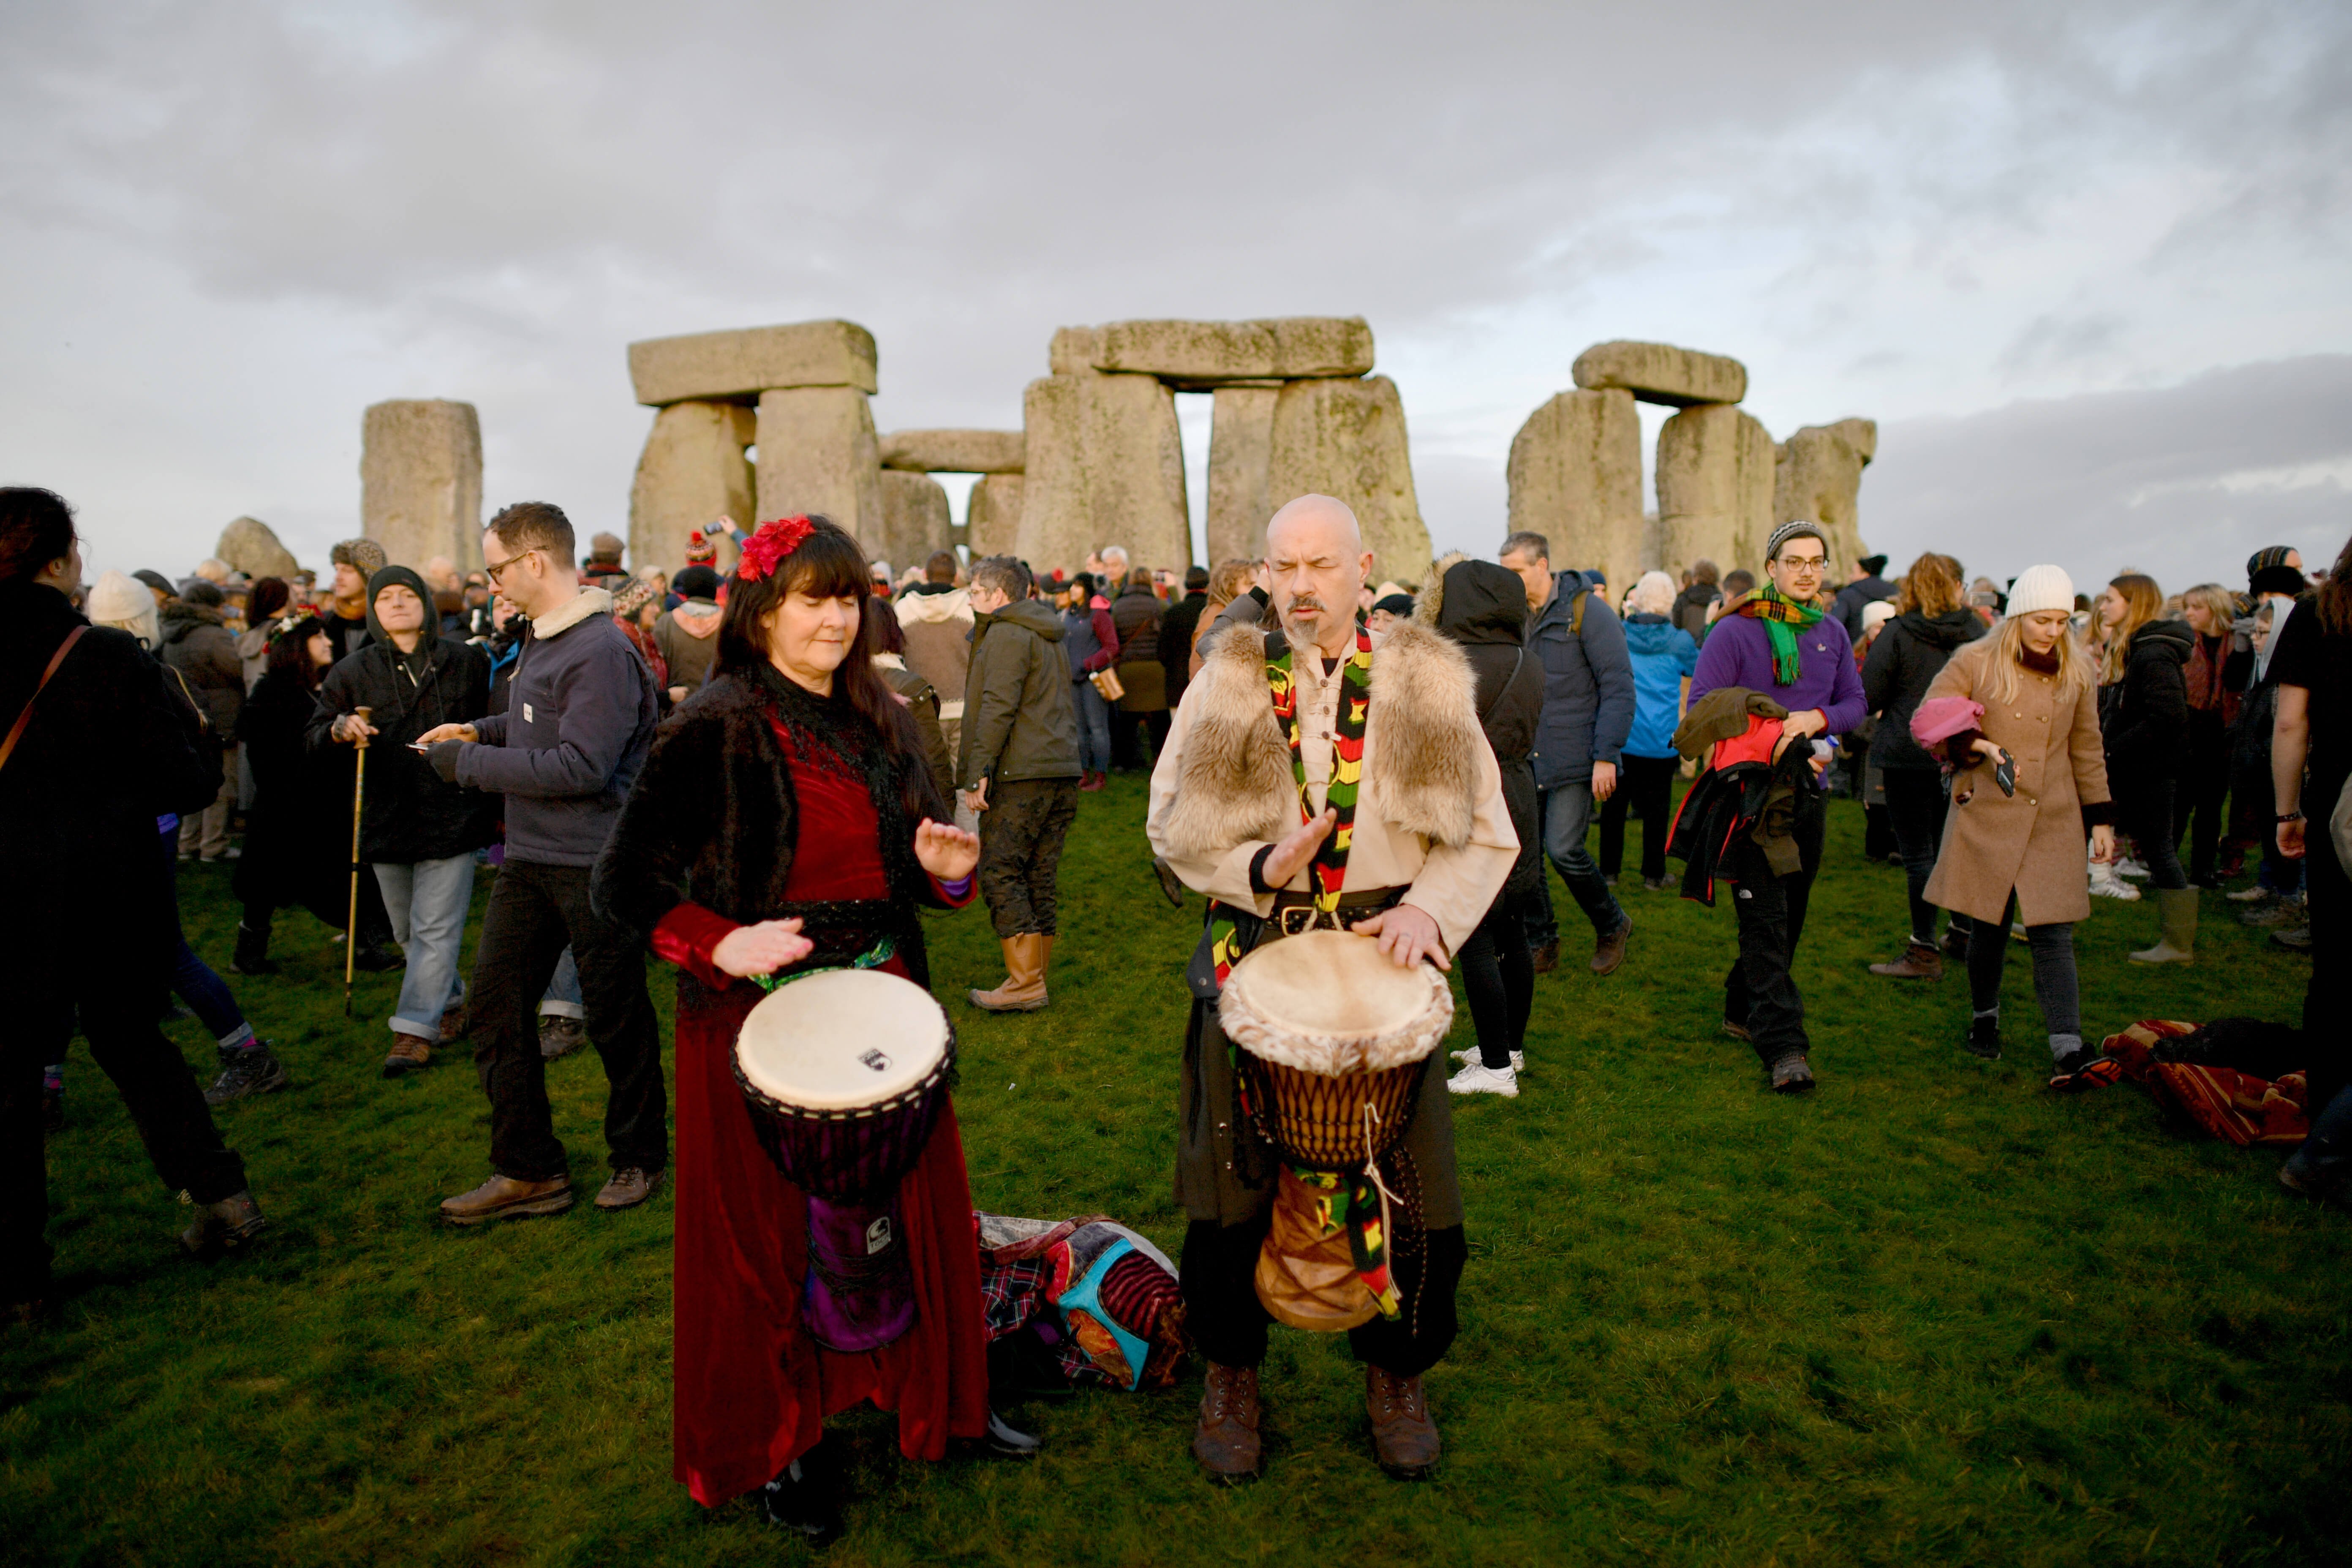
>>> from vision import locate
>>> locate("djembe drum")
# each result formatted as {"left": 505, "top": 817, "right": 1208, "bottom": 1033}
{"left": 732, "top": 967, "right": 956, "bottom": 1353}
{"left": 1217, "top": 929, "right": 1452, "bottom": 1331}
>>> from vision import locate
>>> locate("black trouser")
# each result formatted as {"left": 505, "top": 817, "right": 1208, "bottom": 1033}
{"left": 1722, "top": 788, "right": 1828, "bottom": 1065}
{"left": 2306, "top": 792, "right": 2351, "bottom": 1116}
{"left": 1179, "top": 1216, "right": 1466, "bottom": 1379}
{"left": 3, "top": 904, "right": 246, "bottom": 1304}
{"left": 1965, "top": 894, "right": 2081, "bottom": 1047}
{"left": 467, "top": 860, "right": 664, "bottom": 1182}
{"left": 1461, "top": 883, "right": 1539, "bottom": 1070}
{"left": 1883, "top": 768, "right": 1952, "bottom": 945}
{"left": 2116, "top": 780, "right": 2189, "bottom": 890}
{"left": 1109, "top": 708, "right": 1171, "bottom": 771}
{"left": 1597, "top": 754, "right": 1677, "bottom": 882}
{"left": 2174, "top": 711, "right": 2230, "bottom": 883}
{"left": 977, "top": 777, "right": 1080, "bottom": 938}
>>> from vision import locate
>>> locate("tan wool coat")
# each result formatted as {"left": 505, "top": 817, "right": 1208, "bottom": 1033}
{"left": 1921, "top": 637, "right": 2111, "bottom": 927}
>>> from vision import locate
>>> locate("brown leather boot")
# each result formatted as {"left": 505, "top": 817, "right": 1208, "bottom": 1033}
{"left": 968, "top": 934, "right": 1048, "bottom": 1012}
{"left": 1366, "top": 1364, "right": 1440, "bottom": 1478}
{"left": 1591, "top": 916, "right": 1633, "bottom": 975}
{"left": 1192, "top": 1361, "right": 1262, "bottom": 1481}
{"left": 439, "top": 1173, "right": 575, "bottom": 1225}
{"left": 1868, "top": 939, "right": 1944, "bottom": 980}
{"left": 383, "top": 1032, "right": 433, "bottom": 1078}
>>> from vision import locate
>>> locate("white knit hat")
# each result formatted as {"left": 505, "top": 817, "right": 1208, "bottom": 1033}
{"left": 2004, "top": 564, "right": 2074, "bottom": 617}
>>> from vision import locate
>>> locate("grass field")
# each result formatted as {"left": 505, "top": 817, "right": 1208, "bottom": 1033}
{"left": 5, "top": 773, "right": 2347, "bottom": 1567}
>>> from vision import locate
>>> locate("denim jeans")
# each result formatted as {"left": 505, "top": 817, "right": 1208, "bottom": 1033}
{"left": 158, "top": 825, "right": 251, "bottom": 1051}
{"left": 1072, "top": 681, "right": 1112, "bottom": 775}
{"left": 1524, "top": 781, "right": 1627, "bottom": 946}
{"left": 373, "top": 854, "right": 476, "bottom": 1040}
{"left": 539, "top": 947, "right": 584, "bottom": 1021}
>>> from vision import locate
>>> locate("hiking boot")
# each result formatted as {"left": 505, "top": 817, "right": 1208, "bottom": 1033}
{"left": 1529, "top": 938, "right": 1560, "bottom": 975}
{"left": 1868, "top": 940, "right": 1943, "bottom": 980}
{"left": 204, "top": 1043, "right": 288, "bottom": 1105}
{"left": 1446, "top": 1060, "right": 1519, "bottom": 1097}
{"left": 969, "top": 934, "right": 1049, "bottom": 1012}
{"left": 438, "top": 1002, "right": 468, "bottom": 1044}
{"left": 439, "top": 1173, "right": 574, "bottom": 1225}
{"left": 1366, "top": 1365, "right": 1440, "bottom": 1479}
{"left": 758, "top": 1454, "right": 843, "bottom": 1546}
{"left": 1192, "top": 1361, "right": 1262, "bottom": 1482}
{"left": 1769, "top": 1052, "right": 1815, "bottom": 1093}
{"left": 594, "top": 1167, "right": 664, "bottom": 1210}
{"left": 2272, "top": 926, "right": 2312, "bottom": 952}
{"left": 180, "top": 1189, "right": 267, "bottom": 1255}
{"left": 539, "top": 1015, "right": 586, "bottom": 1060}
{"left": 229, "top": 921, "right": 276, "bottom": 977}
{"left": 1591, "top": 917, "right": 1632, "bottom": 976}
{"left": 1965, "top": 1015, "right": 2002, "bottom": 1060}
{"left": 1452, "top": 1046, "right": 1524, "bottom": 1073}
{"left": 382, "top": 1032, "right": 433, "bottom": 1078}
{"left": 1152, "top": 854, "right": 1187, "bottom": 908}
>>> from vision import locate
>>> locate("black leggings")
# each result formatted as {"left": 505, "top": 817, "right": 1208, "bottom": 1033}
{"left": 2118, "top": 780, "right": 2190, "bottom": 891}
{"left": 2174, "top": 711, "right": 2230, "bottom": 883}
{"left": 1966, "top": 895, "right": 2081, "bottom": 1044}
{"left": 1459, "top": 886, "right": 1538, "bottom": 1070}
{"left": 1597, "top": 754, "right": 1677, "bottom": 882}
{"left": 1882, "top": 769, "right": 1949, "bottom": 945}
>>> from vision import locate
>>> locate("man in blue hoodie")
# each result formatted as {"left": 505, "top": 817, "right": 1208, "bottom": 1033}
{"left": 1500, "top": 532, "right": 1637, "bottom": 977}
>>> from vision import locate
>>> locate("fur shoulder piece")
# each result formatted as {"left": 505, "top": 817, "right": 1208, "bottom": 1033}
{"left": 1157, "top": 622, "right": 1295, "bottom": 860}
{"left": 1370, "top": 621, "right": 1484, "bottom": 848}
{"left": 1413, "top": 552, "right": 1468, "bottom": 628}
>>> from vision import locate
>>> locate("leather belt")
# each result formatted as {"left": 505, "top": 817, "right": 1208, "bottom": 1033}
{"left": 1268, "top": 887, "right": 1403, "bottom": 937}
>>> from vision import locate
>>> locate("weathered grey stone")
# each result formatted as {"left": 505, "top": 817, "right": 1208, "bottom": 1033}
{"left": 1505, "top": 388, "right": 1644, "bottom": 596}
{"left": 878, "top": 429, "right": 1025, "bottom": 474}
{"left": 1572, "top": 340, "right": 1749, "bottom": 408}
{"left": 1205, "top": 385, "right": 1279, "bottom": 564}
{"left": 630, "top": 401, "right": 755, "bottom": 572}
{"left": 1262, "top": 376, "right": 1428, "bottom": 577}
{"left": 1774, "top": 418, "right": 1878, "bottom": 568}
{"left": 1049, "top": 327, "right": 1103, "bottom": 377}
{"left": 756, "top": 387, "right": 882, "bottom": 540}
{"left": 1656, "top": 405, "right": 1777, "bottom": 575}
{"left": 629, "top": 320, "right": 878, "bottom": 407}
{"left": 1017, "top": 372, "right": 1190, "bottom": 574}
{"left": 1092, "top": 317, "right": 1375, "bottom": 388}
{"left": 872, "top": 471, "right": 955, "bottom": 574}
{"left": 215, "top": 516, "right": 299, "bottom": 581}
{"left": 361, "top": 400, "right": 484, "bottom": 572}
{"left": 966, "top": 474, "right": 1025, "bottom": 559}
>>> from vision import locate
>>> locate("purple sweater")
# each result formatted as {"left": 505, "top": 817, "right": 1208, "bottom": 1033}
{"left": 1689, "top": 612, "right": 1868, "bottom": 777}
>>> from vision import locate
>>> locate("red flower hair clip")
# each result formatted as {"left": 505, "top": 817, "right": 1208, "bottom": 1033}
{"left": 736, "top": 516, "right": 815, "bottom": 583}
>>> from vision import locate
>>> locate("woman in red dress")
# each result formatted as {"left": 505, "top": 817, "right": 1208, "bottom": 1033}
{"left": 592, "top": 516, "right": 1022, "bottom": 1543}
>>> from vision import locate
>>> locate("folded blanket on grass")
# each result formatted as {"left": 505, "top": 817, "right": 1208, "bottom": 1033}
{"left": 2082, "top": 1020, "right": 2311, "bottom": 1147}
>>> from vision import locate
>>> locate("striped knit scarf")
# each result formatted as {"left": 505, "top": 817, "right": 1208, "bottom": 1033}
{"left": 1731, "top": 583, "right": 1825, "bottom": 686}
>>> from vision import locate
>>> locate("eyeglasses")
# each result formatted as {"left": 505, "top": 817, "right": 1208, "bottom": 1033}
{"left": 483, "top": 547, "right": 540, "bottom": 584}
{"left": 1779, "top": 557, "right": 1827, "bottom": 577}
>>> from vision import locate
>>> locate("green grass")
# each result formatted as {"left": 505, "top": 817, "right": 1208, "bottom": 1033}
{"left": 5, "top": 776, "right": 2347, "bottom": 1566}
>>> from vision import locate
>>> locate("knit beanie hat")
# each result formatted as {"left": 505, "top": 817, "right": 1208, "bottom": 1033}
{"left": 1765, "top": 520, "right": 1827, "bottom": 561}
{"left": 2004, "top": 564, "right": 2074, "bottom": 617}
{"left": 611, "top": 577, "right": 659, "bottom": 621}
{"left": 672, "top": 565, "right": 721, "bottom": 601}
{"left": 2250, "top": 564, "right": 2306, "bottom": 598}
{"left": 86, "top": 569, "right": 154, "bottom": 628}
{"left": 2247, "top": 545, "right": 2297, "bottom": 581}
{"left": 1860, "top": 599, "right": 1897, "bottom": 638}
{"left": 332, "top": 537, "right": 389, "bottom": 578}
{"left": 684, "top": 529, "right": 717, "bottom": 565}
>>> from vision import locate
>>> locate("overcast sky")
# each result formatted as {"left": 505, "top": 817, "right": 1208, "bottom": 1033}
{"left": 5, "top": 0, "right": 2347, "bottom": 595}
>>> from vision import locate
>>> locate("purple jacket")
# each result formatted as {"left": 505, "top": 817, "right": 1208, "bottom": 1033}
{"left": 1689, "top": 611, "right": 1867, "bottom": 782}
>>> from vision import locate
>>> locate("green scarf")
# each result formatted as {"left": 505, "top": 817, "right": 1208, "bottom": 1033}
{"left": 1731, "top": 583, "right": 1825, "bottom": 686}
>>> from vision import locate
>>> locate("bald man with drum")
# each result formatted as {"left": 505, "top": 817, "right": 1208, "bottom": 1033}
{"left": 1147, "top": 495, "right": 1518, "bottom": 1481}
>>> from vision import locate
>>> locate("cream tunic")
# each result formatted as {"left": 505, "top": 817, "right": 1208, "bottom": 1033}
{"left": 1146, "top": 642, "right": 1519, "bottom": 954}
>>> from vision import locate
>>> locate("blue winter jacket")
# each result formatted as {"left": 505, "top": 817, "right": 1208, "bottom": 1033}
{"left": 1528, "top": 570, "right": 1637, "bottom": 790}
{"left": 1622, "top": 613, "right": 1698, "bottom": 760}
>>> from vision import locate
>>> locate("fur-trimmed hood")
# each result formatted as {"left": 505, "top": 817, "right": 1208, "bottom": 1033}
{"left": 1157, "top": 618, "right": 1486, "bottom": 860}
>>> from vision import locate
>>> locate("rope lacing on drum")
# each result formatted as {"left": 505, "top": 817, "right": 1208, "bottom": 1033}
{"left": 1361, "top": 1101, "right": 1401, "bottom": 1302}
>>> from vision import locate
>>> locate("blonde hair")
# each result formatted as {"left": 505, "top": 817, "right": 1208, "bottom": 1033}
{"left": 1981, "top": 610, "right": 2093, "bottom": 706}
{"left": 2098, "top": 574, "right": 2164, "bottom": 683}
{"left": 1628, "top": 570, "right": 1677, "bottom": 617}
{"left": 2179, "top": 582, "right": 2235, "bottom": 634}
{"left": 1897, "top": 552, "right": 1965, "bottom": 617}
{"left": 1204, "top": 558, "right": 1256, "bottom": 610}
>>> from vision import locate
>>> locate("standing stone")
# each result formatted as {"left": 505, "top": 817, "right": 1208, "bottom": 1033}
{"left": 1018, "top": 372, "right": 1189, "bottom": 574}
{"left": 967, "top": 474, "right": 1026, "bottom": 560}
{"left": 215, "top": 516, "right": 299, "bottom": 581}
{"left": 629, "top": 320, "right": 877, "bottom": 406}
{"left": 1656, "top": 406, "right": 1777, "bottom": 576}
{"left": 1205, "top": 385, "right": 1279, "bottom": 564}
{"left": 1505, "top": 388, "right": 1643, "bottom": 595}
{"left": 1571, "top": 341, "right": 1749, "bottom": 408}
{"left": 874, "top": 471, "right": 954, "bottom": 574}
{"left": 878, "top": 429, "right": 1024, "bottom": 474}
{"left": 629, "top": 401, "right": 754, "bottom": 574}
{"left": 361, "top": 400, "right": 484, "bottom": 572}
{"left": 1774, "top": 419, "right": 1878, "bottom": 568}
{"left": 1091, "top": 317, "right": 1375, "bottom": 388}
{"left": 1263, "top": 376, "right": 1427, "bottom": 577}
{"left": 756, "top": 387, "right": 882, "bottom": 541}
{"left": 1049, "top": 327, "right": 1104, "bottom": 376}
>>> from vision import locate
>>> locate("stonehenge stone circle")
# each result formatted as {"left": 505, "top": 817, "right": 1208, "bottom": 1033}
{"left": 874, "top": 470, "right": 955, "bottom": 572}
{"left": 1263, "top": 376, "right": 1428, "bottom": 576}
{"left": 1506, "top": 387, "right": 1643, "bottom": 593}
{"left": 1090, "top": 317, "right": 1375, "bottom": 388}
{"left": 1018, "top": 370, "right": 1190, "bottom": 577}
{"left": 1775, "top": 418, "right": 1878, "bottom": 567}
{"left": 1205, "top": 385, "right": 1279, "bottom": 565}
{"left": 1049, "top": 327, "right": 1104, "bottom": 377}
{"left": 1656, "top": 404, "right": 1778, "bottom": 578}
{"left": 879, "top": 429, "right": 1025, "bottom": 474}
{"left": 756, "top": 386, "right": 883, "bottom": 540}
{"left": 629, "top": 320, "right": 878, "bottom": 406}
{"left": 361, "top": 399, "right": 484, "bottom": 572}
{"left": 1572, "top": 340, "right": 1749, "bottom": 408}
{"left": 630, "top": 401, "right": 755, "bottom": 573}
{"left": 215, "top": 516, "right": 299, "bottom": 581}
{"left": 966, "top": 474, "right": 1026, "bottom": 560}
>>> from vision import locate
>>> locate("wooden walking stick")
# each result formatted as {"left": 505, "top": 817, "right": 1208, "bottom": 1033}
{"left": 343, "top": 705, "right": 372, "bottom": 1016}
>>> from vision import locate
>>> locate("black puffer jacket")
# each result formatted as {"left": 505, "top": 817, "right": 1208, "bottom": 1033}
{"left": 159, "top": 599, "right": 245, "bottom": 742}
{"left": 307, "top": 566, "right": 497, "bottom": 862}
{"left": 1862, "top": 607, "right": 1985, "bottom": 771}
{"left": 1111, "top": 585, "right": 1163, "bottom": 664}
{"left": 2101, "top": 618, "right": 2193, "bottom": 785}
{"left": 1428, "top": 559, "right": 1544, "bottom": 905}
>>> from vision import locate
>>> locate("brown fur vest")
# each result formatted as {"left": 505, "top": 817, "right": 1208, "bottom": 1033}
{"left": 1157, "top": 620, "right": 1484, "bottom": 860}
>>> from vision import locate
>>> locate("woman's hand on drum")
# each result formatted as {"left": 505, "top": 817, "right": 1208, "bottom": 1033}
{"left": 712, "top": 918, "right": 814, "bottom": 979}
{"left": 914, "top": 819, "right": 980, "bottom": 882}
{"left": 1260, "top": 808, "right": 1337, "bottom": 888}
{"left": 1354, "top": 904, "right": 1449, "bottom": 972}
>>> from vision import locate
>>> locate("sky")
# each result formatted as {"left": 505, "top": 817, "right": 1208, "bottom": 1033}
{"left": 5, "top": 0, "right": 2348, "bottom": 596}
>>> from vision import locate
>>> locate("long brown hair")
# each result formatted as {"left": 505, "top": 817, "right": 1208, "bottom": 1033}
{"left": 2098, "top": 573, "right": 2164, "bottom": 683}
{"left": 1897, "top": 552, "right": 1964, "bottom": 616}
{"left": 2319, "top": 534, "right": 2352, "bottom": 636}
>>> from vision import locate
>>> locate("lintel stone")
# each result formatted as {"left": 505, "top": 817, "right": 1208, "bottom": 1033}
{"left": 629, "top": 320, "right": 878, "bottom": 406}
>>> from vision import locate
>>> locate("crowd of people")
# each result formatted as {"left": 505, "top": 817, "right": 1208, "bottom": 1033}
{"left": 5, "top": 476, "right": 2345, "bottom": 1538}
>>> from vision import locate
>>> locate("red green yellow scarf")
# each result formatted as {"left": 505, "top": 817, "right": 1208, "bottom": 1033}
{"left": 1729, "top": 583, "right": 1825, "bottom": 686}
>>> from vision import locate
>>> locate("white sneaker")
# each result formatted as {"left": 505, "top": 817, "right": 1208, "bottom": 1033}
{"left": 1451, "top": 1046, "right": 1524, "bottom": 1072}
{"left": 1447, "top": 1061, "right": 1519, "bottom": 1097}
{"left": 2089, "top": 864, "right": 2142, "bottom": 901}
{"left": 2226, "top": 885, "right": 2275, "bottom": 903}
{"left": 2117, "top": 858, "right": 2150, "bottom": 880}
